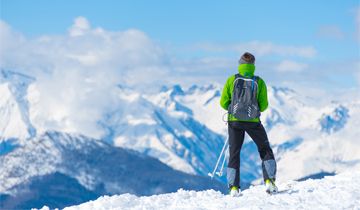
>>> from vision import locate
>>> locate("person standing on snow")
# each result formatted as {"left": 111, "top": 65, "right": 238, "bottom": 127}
{"left": 220, "top": 52, "right": 278, "bottom": 196}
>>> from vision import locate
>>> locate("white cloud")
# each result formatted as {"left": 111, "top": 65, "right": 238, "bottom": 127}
{"left": 68, "top": 16, "right": 91, "bottom": 37}
{"left": 0, "top": 17, "right": 170, "bottom": 138}
{"left": 275, "top": 60, "right": 308, "bottom": 72}
{"left": 67, "top": 52, "right": 100, "bottom": 66}
{"left": 0, "top": 16, "right": 356, "bottom": 138}
{"left": 196, "top": 41, "right": 317, "bottom": 58}
{"left": 0, "top": 20, "right": 27, "bottom": 67}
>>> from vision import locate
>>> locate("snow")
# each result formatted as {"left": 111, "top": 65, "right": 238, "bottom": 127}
{"left": 56, "top": 170, "right": 360, "bottom": 210}
{"left": 0, "top": 70, "right": 36, "bottom": 141}
{"left": 2, "top": 68, "right": 360, "bottom": 189}
{"left": 1, "top": 19, "right": 359, "bottom": 209}
{"left": 0, "top": 83, "right": 30, "bottom": 139}
{"left": 1, "top": 131, "right": 224, "bottom": 205}
{"left": 105, "top": 86, "right": 225, "bottom": 176}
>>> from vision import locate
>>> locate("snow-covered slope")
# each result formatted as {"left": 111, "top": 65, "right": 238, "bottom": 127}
{"left": 1, "top": 68, "right": 360, "bottom": 187}
{"left": 0, "top": 131, "right": 225, "bottom": 209}
{"left": 0, "top": 70, "right": 226, "bottom": 182}
{"left": 60, "top": 170, "right": 360, "bottom": 210}
{"left": 109, "top": 84, "right": 360, "bottom": 184}
{"left": 101, "top": 85, "right": 225, "bottom": 177}
{"left": 263, "top": 87, "right": 360, "bottom": 182}
{"left": 0, "top": 70, "right": 36, "bottom": 142}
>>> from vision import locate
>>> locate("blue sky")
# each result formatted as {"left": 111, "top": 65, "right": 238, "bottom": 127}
{"left": 0, "top": 0, "right": 359, "bottom": 91}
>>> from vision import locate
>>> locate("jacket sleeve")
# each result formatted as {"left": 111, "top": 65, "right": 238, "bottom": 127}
{"left": 220, "top": 77, "right": 232, "bottom": 110}
{"left": 257, "top": 78, "right": 268, "bottom": 112}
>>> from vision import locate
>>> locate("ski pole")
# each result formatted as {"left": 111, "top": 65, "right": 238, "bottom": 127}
{"left": 208, "top": 136, "right": 229, "bottom": 179}
{"left": 216, "top": 145, "right": 228, "bottom": 177}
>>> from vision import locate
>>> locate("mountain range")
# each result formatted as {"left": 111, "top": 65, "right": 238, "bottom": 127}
{"left": 1, "top": 69, "right": 360, "bottom": 208}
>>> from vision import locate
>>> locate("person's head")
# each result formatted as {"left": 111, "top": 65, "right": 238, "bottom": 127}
{"left": 238, "top": 52, "right": 256, "bottom": 77}
{"left": 238, "top": 52, "right": 255, "bottom": 65}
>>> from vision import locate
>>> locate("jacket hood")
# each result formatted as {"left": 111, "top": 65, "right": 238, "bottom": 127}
{"left": 238, "top": 64, "right": 255, "bottom": 77}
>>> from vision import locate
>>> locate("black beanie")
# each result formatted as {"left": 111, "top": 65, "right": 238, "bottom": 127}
{"left": 238, "top": 52, "right": 255, "bottom": 64}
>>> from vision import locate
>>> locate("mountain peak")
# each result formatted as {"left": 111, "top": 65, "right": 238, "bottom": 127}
{"left": 0, "top": 69, "right": 36, "bottom": 84}
{"left": 170, "top": 84, "right": 185, "bottom": 97}
{"left": 0, "top": 69, "right": 37, "bottom": 142}
{"left": 187, "top": 84, "right": 219, "bottom": 94}
{"left": 0, "top": 131, "right": 225, "bottom": 209}
{"left": 320, "top": 105, "right": 349, "bottom": 134}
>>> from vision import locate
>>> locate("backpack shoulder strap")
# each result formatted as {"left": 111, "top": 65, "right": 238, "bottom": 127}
{"left": 251, "top": 76, "right": 260, "bottom": 92}
{"left": 233, "top": 74, "right": 243, "bottom": 87}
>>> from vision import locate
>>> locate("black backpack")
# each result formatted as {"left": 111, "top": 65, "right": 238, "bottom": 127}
{"left": 228, "top": 74, "right": 260, "bottom": 120}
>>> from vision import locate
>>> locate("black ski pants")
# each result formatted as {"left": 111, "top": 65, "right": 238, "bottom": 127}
{"left": 227, "top": 121, "right": 276, "bottom": 188}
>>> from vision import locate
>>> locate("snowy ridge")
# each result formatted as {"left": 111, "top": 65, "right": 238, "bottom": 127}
{"left": 264, "top": 92, "right": 360, "bottom": 182}
{"left": 1, "top": 69, "right": 360, "bottom": 188}
{"left": 59, "top": 170, "right": 360, "bottom": 210}
{"left": 0, "top": 131, "right": 103, "bottom": 194}
{"left": 129, "top": 84, "right": 360, "bottom": 183}
{"left": 0, "top": 69, "right": 36, "bottom": 142}
{"left": 0, "top": 131, "right": 224, "bottom": 196}
{"left": 0, "top": 131, "right": 225, "bottom": 209}
{"left": 105, "top": 84, "right": 225, "bottom": 176}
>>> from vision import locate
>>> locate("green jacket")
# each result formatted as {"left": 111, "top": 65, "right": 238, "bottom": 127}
{"left": 220, "top": 64, "right": 268, "bottom": 122}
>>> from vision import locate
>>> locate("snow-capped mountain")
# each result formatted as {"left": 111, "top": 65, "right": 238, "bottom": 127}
{"left": 1, "top": 68, "right": 360, "bottom": 200}
{"left": 0, "top": 70, "right": 36, "bottom": 142}
{"left": 0, "top": 69, "right": 227, "bottom": 209}
{"left": 103, "top": 84, "right": 225, "bottom": 176}
{"left": 0, "top": 70, "right": 37, "bottom": 157}
{"left": 0, "top": 131, "right": 225, "bottom": 209}
{"left": 107, "top": 82, "right": 360, "bottom": 184}
{"left": 263, "top": 87, "right": 360, "bottom": 182}
{"left": 57, "top": 169, "right": 360, "bottom": 210}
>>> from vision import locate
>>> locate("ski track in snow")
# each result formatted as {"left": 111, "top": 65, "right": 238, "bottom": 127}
{"left": 40, "top": 171, "right": 360, "bottom": 210}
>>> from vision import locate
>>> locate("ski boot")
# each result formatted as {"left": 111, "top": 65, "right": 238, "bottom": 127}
{"left": 229, "top": 186, "right": 241, "bottom": 197}
{"left": 265, "top": 179, "right": 278, "bottom": 194}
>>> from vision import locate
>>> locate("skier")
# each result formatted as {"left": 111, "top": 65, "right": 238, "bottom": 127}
{"left": 220, "top": 52, "right": 278, "bottom": 196}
